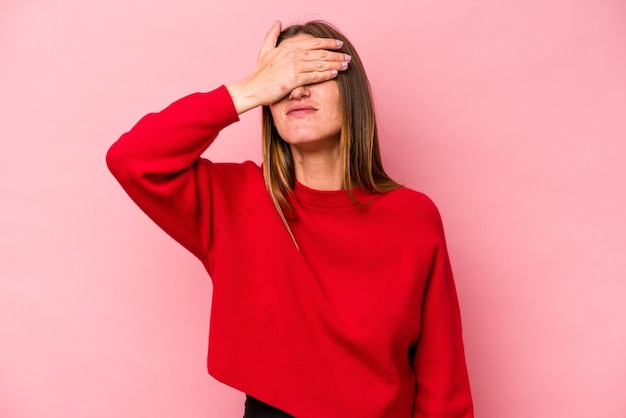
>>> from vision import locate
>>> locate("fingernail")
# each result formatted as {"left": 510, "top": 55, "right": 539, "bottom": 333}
{"left": 344, "top": 54, "right": 352, "bottom": 62}
{"left": 336, "top": 40, "right": 344, "bottom": 47}
{"left": 341, "top": 61, "right": 349, "bottom": 69}
{"left": 331, "top": 70, "right": 338, "bottom": 77}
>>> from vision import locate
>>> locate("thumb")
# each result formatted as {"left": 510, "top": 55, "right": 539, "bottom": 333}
{"left": 259, "top": 20, "right": 281, "bottom": 56}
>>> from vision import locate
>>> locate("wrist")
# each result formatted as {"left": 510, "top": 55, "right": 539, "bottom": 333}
{"left": 226, "top": 78, "right": 260, "bottom": 115}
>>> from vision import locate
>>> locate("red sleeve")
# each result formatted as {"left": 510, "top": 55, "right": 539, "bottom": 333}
{"left": 412, "top": 209, "right": 474, "bottom": 417}
{"left": 106, "top": 85, "right": 260, "bottom": 260}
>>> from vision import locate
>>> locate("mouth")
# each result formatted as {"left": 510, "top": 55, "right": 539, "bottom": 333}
{"left": 286, "top": 105, "right": 317, "bottom": 116}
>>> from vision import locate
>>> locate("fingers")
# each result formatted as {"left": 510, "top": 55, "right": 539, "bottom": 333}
{"left": 296, "top": 55, "right": 350, "bottom": 75}
{"left": 281, "top": 44, "right": 351, "bottom": 87}
{"left": 299, "top": 49, "right": 352, "bottom": 66}
{"left": 295, "top": 69, "right": 341, "bottom": 87}
{"left": 283, "top": 36, "right": 344, "bottom": 52}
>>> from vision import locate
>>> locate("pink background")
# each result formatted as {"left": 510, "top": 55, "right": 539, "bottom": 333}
{"left": 2, "top": 0, "right": 625, "bottom": 417}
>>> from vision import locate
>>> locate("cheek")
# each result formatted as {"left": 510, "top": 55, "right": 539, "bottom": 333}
{"left": 330, "top": 106, "right": 343, "bottom": 128}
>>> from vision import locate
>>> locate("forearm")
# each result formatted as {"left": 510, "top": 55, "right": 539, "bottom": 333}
{"left": 106, "top": 86, "right": 239, "bottom": 181}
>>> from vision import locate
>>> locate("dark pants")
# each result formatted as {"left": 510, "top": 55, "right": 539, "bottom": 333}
{"left": 243, "top": 395, "right": 294, "bottom": 418}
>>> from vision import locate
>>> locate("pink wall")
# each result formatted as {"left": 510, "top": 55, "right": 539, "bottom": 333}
{"left": 2, "top": 0, "right": 625, "bottom": 416}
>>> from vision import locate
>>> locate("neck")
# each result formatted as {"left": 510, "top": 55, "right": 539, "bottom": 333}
{"left": 291, "top": 144, "right": 343, "bottom": 191}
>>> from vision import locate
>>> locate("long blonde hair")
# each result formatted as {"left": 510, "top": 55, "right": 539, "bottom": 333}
{"left": 262, "top": 21, "right": 401, "bottom": 247}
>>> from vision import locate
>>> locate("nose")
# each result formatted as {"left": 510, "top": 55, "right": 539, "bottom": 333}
{"left": 289, "top": 85, "right": 310, "bottom": 100}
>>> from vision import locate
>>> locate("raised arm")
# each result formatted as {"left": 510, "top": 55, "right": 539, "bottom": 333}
{"left": 106, "top": 21, "right": 350, "bottom": 259}
{"left": 106, "top": 86, "right": 243, "bottom": 259}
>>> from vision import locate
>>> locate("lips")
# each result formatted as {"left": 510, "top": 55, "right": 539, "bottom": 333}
{"left": 286, "top": 105, "right": 317, "bottom": 116}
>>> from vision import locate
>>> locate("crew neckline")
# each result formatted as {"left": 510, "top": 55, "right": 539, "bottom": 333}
{"left": 292, "top": 180, "right": 376, "bottom": 208}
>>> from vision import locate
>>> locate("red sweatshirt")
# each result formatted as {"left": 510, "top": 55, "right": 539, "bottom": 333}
{"left": 106, "top": 86, "right": 473, "bottom": 417}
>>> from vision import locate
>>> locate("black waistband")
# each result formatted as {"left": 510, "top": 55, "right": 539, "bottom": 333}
{"left": 243, "top": 395, "right": 294, "bottom": 418}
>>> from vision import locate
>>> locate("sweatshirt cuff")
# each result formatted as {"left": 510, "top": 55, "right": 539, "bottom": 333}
{"left": 201, "top": 85, "right": 240, "bottom": 129}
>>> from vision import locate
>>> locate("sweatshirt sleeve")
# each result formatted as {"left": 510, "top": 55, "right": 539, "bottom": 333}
{"left": 106, "top": 85, "right": 260, "bottom": 261}
{"left": 412, "top": 207, "right": 474, "bottom": 417}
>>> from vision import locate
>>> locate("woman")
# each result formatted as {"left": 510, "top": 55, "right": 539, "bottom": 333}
{"left": 107, "top": 20, "right": 473, "bottom": 418}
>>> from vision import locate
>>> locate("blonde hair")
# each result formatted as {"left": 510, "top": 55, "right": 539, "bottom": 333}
{"left": 262, "top": 21, "right": 401, "bottom": 248}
